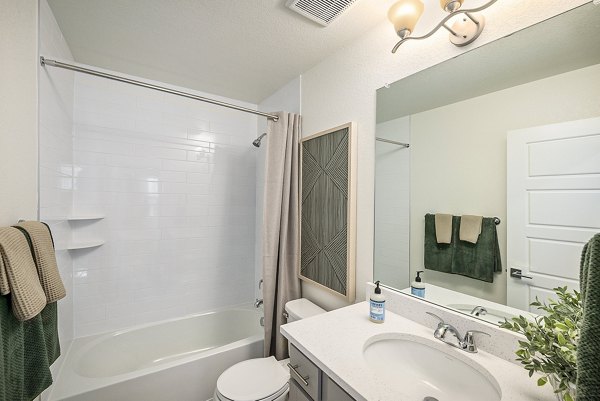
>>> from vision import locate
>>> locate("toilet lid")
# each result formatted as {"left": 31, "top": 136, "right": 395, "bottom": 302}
{"left": 217, "top": 357, "right": 289, "bottom": 401}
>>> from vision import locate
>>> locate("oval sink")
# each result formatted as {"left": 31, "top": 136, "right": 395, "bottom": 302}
{"left": 363, "top": 333, "right": 501, "bottom": 401}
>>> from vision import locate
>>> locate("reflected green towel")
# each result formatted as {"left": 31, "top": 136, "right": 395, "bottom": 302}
{"left": 424, "top": 214, "right": 454, "bottom": 273}
{"left": 451, "top": 217, "right": 502, "bottom": 283}
{"left": 0, "top": 296, "right": 60, "bottom": 401}
{"left": 577, "top": 233, "right": 600, "bottom": 401}
{"left": 424, "top": 214, "right": 501, "bottom": 282}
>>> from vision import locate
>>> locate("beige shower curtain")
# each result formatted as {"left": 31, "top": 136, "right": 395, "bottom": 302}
{"left": 262, "top": 111, "right": 302, "bottom": 359}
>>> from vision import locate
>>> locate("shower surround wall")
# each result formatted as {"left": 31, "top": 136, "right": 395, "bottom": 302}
{"left": 71, "top": 72, "right": 258, "bottom": 337}
{"left": 38, "top": 0, "right": 75, "bottom": 372}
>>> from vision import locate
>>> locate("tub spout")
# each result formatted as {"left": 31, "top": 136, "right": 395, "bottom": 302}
{"left": 254, "top": 299, "right": 263, "bottom": 308}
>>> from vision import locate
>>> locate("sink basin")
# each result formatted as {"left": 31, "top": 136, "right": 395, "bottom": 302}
{"left": 363, "top": 333, "right": 501, "bottom": 401}
{"left": 447, "top": 304, "right": 516, "bottom": 325}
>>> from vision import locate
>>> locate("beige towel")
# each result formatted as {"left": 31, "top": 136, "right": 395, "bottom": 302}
{"left": 0, "top": 253, "right": 8, "bottom": 295}
{"left": 460, "top": 215, "right": 483, "bottom": 244}
{"left": 0, "top": 227, "right": 47, "bottom": 321}
{"left": 15, "top": 222, "right": 66, "bottom": 303}
{"left": 434, "top": 214, "right": 453, "bottom": 244}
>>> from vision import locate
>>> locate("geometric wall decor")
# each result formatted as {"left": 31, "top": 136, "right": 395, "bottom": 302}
{"left": 299, "top": 122, "right": 356, "bottom": 302}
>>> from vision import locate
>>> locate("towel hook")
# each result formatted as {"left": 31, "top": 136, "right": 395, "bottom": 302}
{"left": 493, "top": 217, "right": 501, "bottom": 225}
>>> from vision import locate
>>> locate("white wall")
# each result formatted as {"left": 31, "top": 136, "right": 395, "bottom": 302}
{"left": 374, "top": 117, "right": 410, "bottom": 290}
{"left": 298, "top": 0, "right": 588, "bottom": 310}
{"left": 0, "top": 0, "right": 38, "bottom": 226}
{"left": 409, "top": 63, "right": 600, "bottom": 304}
{"left": 38, "top": 0, "right": 75, "bottom": 382}
{"left": 255, "top": 77, "right": 302, "bottom": 300}
{"left": 70, "top": 71, "right": 259, "bottom": 337}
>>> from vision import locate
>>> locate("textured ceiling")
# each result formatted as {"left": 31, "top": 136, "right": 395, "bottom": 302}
{"left": 47, "top": 0, "right": 400, "bottom": 103}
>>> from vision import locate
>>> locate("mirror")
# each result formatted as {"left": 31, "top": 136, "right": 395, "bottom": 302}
{"left": 374, "top": 3, "right": 600, "bottom": 325}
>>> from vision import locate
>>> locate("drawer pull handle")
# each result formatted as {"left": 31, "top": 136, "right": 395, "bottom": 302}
{"left": 287, "top": 363, "right": 309, "bottom": 386}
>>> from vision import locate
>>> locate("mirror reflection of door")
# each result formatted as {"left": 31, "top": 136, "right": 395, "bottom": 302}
{"left": 507, "top": 118, "right": 600, "bottom": 311}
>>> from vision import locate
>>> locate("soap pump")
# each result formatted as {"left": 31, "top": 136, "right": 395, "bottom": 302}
{"left": 411, "top": 271, "right": 426, "bottom": 298}
{"left": 369, "top": 281, "right": 385, "bottom": 323}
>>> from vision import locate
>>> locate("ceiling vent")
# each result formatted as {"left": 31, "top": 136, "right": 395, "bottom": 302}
{"left": 286, "top": 0, "right": 360, "bottom": 26}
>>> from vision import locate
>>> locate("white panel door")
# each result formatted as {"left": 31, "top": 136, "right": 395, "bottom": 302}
{"left": 507, "top": 117, "right": 600, "bottom": 311}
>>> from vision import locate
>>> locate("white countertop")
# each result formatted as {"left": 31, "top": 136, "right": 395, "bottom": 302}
{"left": 281, "top": 302, "right": 555, "bottom": 401}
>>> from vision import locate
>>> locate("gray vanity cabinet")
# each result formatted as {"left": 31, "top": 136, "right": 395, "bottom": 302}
{"left": 321, "top": 376, "right": 354, "bottom": 401}
{"left": 288, "top": 344, "right": 355, "bottom": 401}
{"left": 289, "top": 379, "right": 313, "bottom": 401}
{"left": 289, "top": 343, "right": 320, "bottom": 399}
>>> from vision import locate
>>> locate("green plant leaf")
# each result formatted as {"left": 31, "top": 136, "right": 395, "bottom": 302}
{"left": 501, "top": 287, "right": 580, "bottom": 389}
{"left": 537, "top": 377, "right": 548, "bottom": 386}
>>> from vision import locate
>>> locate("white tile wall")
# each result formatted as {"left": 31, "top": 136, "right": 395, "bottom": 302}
{"left": 38, "top": 0, "right": 75, "bottom": 388}
{"left": 71, "top": 72, "right": 259, "bottom": 337}
{"left": 374, "top": 117, "right": 410, "bottom": 290}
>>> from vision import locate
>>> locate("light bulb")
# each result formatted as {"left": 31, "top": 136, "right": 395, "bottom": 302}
{"left": 388, "top": 0, "right": 425, "bottom": 38}
{"left": 439, "top": 0, "right": 464, "bottom": 13}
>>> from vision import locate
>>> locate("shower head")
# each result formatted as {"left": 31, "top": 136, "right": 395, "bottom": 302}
{"left": 252, "top": 133, "right": 267, "bottom": 148}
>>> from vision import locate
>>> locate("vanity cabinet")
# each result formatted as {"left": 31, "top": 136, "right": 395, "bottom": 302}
{"left": 321, "top": 376, "right": 354, "bottom": 401}
{"left": 289, "top": 379, "right": 313, "bottom": 401}
{"left": 289, "top": 344, "right": 355, "bottom": 401}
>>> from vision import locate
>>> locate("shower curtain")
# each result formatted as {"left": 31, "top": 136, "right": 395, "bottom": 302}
{"left": 262, "top": 111, "right": 302, "bottom": 359}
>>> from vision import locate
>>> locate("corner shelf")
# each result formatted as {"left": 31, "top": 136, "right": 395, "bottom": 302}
{"left": 49, "top": 215, "right": 105, "bottom": 252}
{"left": 59, "top": 240, "right": 105, "bottom": 251}
{"left": 67, "top": 215, "right": 104, "bottom": 221}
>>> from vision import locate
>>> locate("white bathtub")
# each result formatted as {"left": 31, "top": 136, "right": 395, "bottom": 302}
{"left": 49, "top": 307, "right": 264, "bottom": 401}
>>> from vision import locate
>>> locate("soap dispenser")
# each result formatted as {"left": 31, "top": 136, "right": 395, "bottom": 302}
{"left": 370, "top": 281, "right": 385, "bottom": 323}
{"left": 411, "top": 271, "right": 426, "bottom": 298}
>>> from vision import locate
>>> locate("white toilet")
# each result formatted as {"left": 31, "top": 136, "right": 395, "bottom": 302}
{"left": 214, "top": 298, "right": 326, "bottom": 401}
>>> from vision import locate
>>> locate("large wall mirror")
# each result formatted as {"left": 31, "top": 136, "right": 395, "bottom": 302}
{"left": 374, "top": 3, "right": 600, "bottom": 325}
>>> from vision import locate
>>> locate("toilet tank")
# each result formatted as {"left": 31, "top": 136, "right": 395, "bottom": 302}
{"left": 285, "top": 298, "right": 326, "bottom": 323}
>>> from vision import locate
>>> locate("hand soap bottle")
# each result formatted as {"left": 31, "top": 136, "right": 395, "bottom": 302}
{"left": 411, "top": 271, "right": 426, "bottom": 298}
{"left": 370, "top": 281, "right": 385, "bottom": 323}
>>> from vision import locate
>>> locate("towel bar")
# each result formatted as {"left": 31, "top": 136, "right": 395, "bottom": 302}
{"left": 428, "top": 216, "right": 501, "bottom": 225}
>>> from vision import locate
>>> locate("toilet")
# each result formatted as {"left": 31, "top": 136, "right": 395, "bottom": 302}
{"left": 214, "top": 298, "right": 326, "bottom": 401}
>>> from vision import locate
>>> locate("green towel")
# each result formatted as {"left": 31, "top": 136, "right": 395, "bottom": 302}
{"left": 577, "top": 233, "right": 600, "bottom": 401}
{"left": 451, "top": 217, "right": 502, "bottom": 283}
{"left": 424, "top": 214, "right": 502, "bottom": 282}
{"left": 424, "top": 214, "right": 454, "bottom": 273}
{"left": 0, "top": 296, "right": 60, "bottom": 401}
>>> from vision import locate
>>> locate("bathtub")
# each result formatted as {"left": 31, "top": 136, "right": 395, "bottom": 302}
{"left": 49, "top": 307, "right": 264, "bottom": 401}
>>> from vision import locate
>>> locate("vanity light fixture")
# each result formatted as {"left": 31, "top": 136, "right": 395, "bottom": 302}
{"left": 388, "top": 0, "right": 498, "bottom": 53}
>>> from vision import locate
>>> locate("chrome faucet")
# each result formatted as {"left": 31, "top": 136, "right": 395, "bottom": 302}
{"left": 470, "top": 306, "right": 488, "bottom": 317}
{"left": 426, "top": 312, "right": 490, "bottom": 353}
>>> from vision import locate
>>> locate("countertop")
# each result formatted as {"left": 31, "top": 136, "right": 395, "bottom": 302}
{"left": 281, "top": 302, "right": 556, "bottom": 401}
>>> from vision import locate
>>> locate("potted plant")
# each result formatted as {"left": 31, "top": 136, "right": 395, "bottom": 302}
{"left": 500, "top": 287, "right": 580, "bottom": 401}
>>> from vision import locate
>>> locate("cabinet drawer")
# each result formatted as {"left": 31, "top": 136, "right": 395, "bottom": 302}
{"left": 322, "top": 375, "right": 355, "bottom": 401}
{"left": 289, "top": 378, "right": 313, "bottom": 401}
{"left": 288, "top": 344, "right": 319, "bottom": 400}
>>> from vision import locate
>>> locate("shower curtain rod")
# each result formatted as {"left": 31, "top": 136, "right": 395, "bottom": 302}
{"left": 375, "top": 137, "right": 410, "bottom": 148}
{"left": 40, "top": 57, "right": 279, "bottom": 122}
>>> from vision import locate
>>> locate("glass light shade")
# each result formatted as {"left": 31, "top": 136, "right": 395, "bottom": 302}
{"left": 388, "top": 0, "right": 425, "bottom": 36}
{"left": 439, "top": 0, "right": 464, "bottom": 12}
